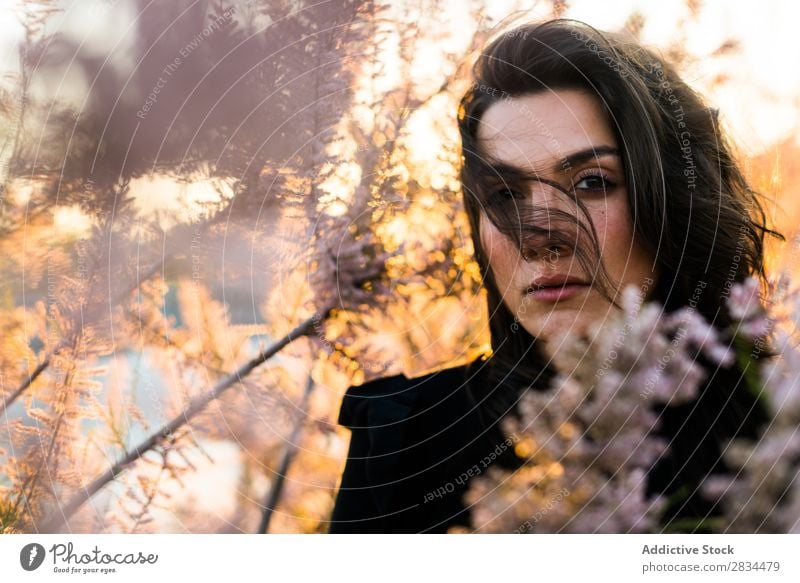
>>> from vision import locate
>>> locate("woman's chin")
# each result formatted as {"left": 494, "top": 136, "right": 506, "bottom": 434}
{"left": 521, "top": 311, "right": 602, "bottom": 358}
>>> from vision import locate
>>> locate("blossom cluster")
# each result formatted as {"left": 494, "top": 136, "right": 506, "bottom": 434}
{"left": 465, "top": 285, "right": 737, "bottom": 533}
{"left": 703, "top": 277, "right": 800, "bottom": 533}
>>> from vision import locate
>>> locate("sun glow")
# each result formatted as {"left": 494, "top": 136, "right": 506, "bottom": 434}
{"left": 53, "top": 205, "right": 93, "bottom": 238}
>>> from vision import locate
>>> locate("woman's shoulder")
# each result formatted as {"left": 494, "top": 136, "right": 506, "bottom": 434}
{"left": 332, "top": 362, "right": 497, "bottom": 532}
{"left": 336, "top": 362, "right": 473, "bottom": 429}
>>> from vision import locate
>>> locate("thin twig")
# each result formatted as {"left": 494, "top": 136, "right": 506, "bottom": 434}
{"left": 38, "top": 308, "right": 329, "bottom": 532}
{"left": 0, "top": 358, "right": 50, "bottom": 416}
{"left": 0, "top": 259, "right": 166, "bottom": 416}
{"left": 258, "top": 373, "right": 315, "bottom": 533}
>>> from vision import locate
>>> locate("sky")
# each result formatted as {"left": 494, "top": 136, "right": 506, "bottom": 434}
{"left": 565, "top": 0, "right": 800, "bottom": 151}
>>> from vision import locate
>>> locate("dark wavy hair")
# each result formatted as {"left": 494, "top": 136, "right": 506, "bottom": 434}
{"left": 457, "top": 19, "right": 782, "bottom": 527}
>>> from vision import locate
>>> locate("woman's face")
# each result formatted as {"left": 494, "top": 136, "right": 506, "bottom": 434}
{"left": 477, "top": 89, "right": 658, "bottom": 357}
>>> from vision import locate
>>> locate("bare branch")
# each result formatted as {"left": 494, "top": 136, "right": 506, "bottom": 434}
{"left": 258, "top": 372, "right": 315, "bottom": 533}
{"left": 37, "top": 306, "right": 330, "bottom": 533}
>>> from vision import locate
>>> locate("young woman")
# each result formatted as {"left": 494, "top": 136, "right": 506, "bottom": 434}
{"left": 328, "top": 19, "right": 779, "bottom": 534}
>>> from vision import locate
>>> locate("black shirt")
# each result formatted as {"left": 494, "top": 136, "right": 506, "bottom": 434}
{"left": 329, "top": 360, "right": 767, "bottom": 533}
{"left": 329, "top": 365, "right": 509, "bottom": 533}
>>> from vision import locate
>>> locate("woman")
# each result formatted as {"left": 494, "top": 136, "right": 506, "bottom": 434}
{"left": 329, "top": 19, "right": 779, "bottom": 533}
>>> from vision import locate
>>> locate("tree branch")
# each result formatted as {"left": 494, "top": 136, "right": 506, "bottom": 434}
{"left": 37, "top": 307, "right": 329, "bottom": 533}
{"left": 0, "top": 259, "right": 166, "bottom": 416}
{"left": 258, "top": 372, "right": 315, "bottom": 533}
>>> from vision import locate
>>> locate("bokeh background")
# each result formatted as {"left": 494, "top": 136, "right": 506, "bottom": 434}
{"left": 1, "top": 0, "right": 799, "bottom": 533}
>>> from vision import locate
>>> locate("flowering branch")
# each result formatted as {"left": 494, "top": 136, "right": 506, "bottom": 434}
{"left": 0, "top": 259, "right": 166, "bottom": 416}
{"left": 465, "top": 286, "right": 734, "bottom": 533}
{"left": 38, "top": 230, "right": 391, "bottom": 532}
{"left": 703, "top": 277, "right": 800, "bottom": 532}
{"left": 38, "top": 311, "right": 326, "bottom": 533}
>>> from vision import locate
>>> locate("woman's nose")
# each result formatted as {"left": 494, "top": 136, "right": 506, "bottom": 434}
{"left": 518, "top": 182, "right": 579, "bottom": 262}
{"left": 520, "top": 235, "right": 573, "bottom": 262}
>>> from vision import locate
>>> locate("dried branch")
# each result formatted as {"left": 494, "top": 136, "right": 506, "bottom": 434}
{"left": 258, "top": 373, "right": 315, "bottom": 533}
{"left": 0, "top": 358, "right": 50, "bottom": 416}
{"left": 37, "top": 307, "right": 330, "bottom": 532}
{"left": 0, "top": 259, "right": 166, "bottom": 416}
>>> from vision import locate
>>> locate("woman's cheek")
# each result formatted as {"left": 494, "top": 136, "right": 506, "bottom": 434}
{"left": 599, "top": 199, "right": 654, "bottom": 290}
{"left": 480, "top": 216, "right": 523, "bottom": 308}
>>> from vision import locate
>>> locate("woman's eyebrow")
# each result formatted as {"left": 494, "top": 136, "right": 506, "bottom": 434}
{"left": 562, "top": 145, "right": 619, "bottom": 169}
{"left": 483, "top": 145, "right": 620, "bottom": 179}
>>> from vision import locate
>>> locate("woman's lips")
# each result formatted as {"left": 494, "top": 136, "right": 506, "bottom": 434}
{"left": 523, "top": 275, "right": 589, "bottom": 302}
{"left": 525, "top": 282, "right": 589, "bottom": 302}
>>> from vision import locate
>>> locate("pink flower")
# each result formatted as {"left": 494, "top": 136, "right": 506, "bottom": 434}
{"left": 464, "top": 285, "right": 733, "bottom": 533}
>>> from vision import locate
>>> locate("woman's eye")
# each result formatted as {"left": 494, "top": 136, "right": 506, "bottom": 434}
{"left": 574, "top": 174, "right": 615, "bottom": 192}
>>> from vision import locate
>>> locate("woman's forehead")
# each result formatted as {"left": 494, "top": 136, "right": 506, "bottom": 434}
{"left": 476, "top": 89, "right": 618, "bottom": 172}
